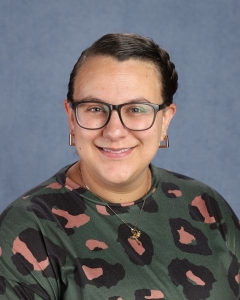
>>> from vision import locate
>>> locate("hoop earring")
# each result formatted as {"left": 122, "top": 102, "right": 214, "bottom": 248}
{"left": 69, "top": 131, "right": 75, "bottom": 146}
{"left": 159, "top": 134, "right": 169, "bottom": 148}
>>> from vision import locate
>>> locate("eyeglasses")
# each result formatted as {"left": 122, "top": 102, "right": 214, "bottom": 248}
{"left": 70, "top": 100, "right": 166, "bottom": 131}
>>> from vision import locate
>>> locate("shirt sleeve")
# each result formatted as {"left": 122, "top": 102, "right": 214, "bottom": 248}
{"left": 217, "top": 193, "right": 240, "bottom": 259}
{"left": 0, "top": 204, "right": 60, "bottom": 300}
{"left": 213, "top": 191, "right": 240, "bottom": 294}
{"left": 0, "top": 276, "right": 50, "bottom": 300}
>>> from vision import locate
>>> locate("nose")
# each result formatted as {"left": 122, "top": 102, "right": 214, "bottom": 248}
{"left": 102, "top": 110, "right": 128, "bottom": 140}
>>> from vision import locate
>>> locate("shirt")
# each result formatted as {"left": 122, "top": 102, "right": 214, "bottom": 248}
{"left": 0, "top": 164, "right": 239, "bottom": 299}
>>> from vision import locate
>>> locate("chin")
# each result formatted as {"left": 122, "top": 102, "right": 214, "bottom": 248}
{"left": 99, "top": 169, "right": 132, "bottom": 185}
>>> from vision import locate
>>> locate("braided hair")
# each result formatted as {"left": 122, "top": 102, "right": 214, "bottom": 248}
{"left": 67, "top": 33, "right": 178, "bottom": 106}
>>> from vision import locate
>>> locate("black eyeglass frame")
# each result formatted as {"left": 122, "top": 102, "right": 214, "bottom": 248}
{"left": 69, "top": 100, "right": 167, "bottom": 131}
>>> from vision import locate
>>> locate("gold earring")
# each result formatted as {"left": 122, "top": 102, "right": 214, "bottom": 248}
{"left": 159, "top": 134, "right": 169, "bottom": 148}
{"left": 69, "top": 130, "right": 75, "bottom": 146}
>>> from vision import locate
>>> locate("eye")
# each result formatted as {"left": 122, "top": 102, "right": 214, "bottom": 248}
{"left": 125, "top": 104, "right": 151, "bottom": 115}
{"left": 88, "top": 107, "right": 103, "bottom": 112}
{"left": 129, "top": 107, "right": 142, "bottom": 113}
{"left": 84, "top": 103, "right": 109, "bottom": 114}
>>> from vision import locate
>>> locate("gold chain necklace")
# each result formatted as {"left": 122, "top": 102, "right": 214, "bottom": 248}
{"left": 77, "top": 162, "right": 150, "bottom": 244}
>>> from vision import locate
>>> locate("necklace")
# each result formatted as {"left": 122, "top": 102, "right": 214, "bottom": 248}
{"left": 77, "top": 162, "right": 151, "bottom": 244}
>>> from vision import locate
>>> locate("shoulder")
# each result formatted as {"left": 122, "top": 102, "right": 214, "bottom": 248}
{"left": 152, "top": 164, "right": 224, "bottom": 199}
{"left": 151, "top": 164, "right": 239, "bottom": 228}
{"left": 0, "top": 164, "right": 72, "bottom": 227}
{"left": 0, "top": 165, "right": 74, "bottom": 267}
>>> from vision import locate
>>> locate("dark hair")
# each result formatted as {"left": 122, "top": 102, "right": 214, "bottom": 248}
{"left": 67, "top": 33, "right": 178, "bottom": 106}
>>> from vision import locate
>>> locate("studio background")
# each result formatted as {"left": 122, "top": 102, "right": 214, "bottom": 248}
{"left": 0, "top": 0, "right": 239, "bottom": 217}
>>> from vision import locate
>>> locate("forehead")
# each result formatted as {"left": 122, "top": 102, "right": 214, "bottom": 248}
{"left": 73, "top": 55, "right": 162, "bottom": 103}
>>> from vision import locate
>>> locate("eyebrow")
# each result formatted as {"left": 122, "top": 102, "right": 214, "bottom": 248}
{"left": 75, "top": 96, "right": 151, "bottom": 104}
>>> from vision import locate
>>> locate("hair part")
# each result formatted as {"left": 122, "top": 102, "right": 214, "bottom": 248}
{"left": 67, "top": 33, "right": 178, "bottom": 106}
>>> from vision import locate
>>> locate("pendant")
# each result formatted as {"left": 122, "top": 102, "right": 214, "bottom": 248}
{"left": 130, "top": 228, "right": 141, "bottom": 244}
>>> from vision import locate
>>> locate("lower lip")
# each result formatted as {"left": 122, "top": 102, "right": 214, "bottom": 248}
{"left": 97, "top": 147, "right": 135, "bottom": 158}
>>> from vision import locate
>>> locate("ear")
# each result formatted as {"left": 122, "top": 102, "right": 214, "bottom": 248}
{"left": 64, "top": 100, "right": 75, "bottom": 131}
{"left": 161, "top": 103, "right": 176, "bottom": 134}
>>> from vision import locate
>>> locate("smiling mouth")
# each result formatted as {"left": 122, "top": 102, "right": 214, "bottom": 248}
{"left": 101, "top": 147, "right": 131, "bottom": 154}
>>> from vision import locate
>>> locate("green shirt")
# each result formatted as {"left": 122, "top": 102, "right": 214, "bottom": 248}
{"left": 0, "top": 164, "right": 239, "bottom": 299}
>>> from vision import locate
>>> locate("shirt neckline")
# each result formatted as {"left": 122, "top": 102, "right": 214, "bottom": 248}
{"left": 56, "top": 163, "right": 159, "bottom": 207}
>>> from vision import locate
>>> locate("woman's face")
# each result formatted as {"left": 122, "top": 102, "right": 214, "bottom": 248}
{"left": 65, "top": 55, "right": 176, "bottom": 187}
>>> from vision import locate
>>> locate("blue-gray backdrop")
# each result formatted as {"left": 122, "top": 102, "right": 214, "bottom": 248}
{"left": 0, "top": 0, "right": 239, "bottom": 217}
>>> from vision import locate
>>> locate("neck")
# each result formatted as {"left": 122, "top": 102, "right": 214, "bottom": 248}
{"left": 77, "top": 161, "right": 151, "bottom": 204}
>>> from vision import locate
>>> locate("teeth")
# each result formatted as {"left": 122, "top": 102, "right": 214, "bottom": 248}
{"left": 102, "top": 148, "right": 130, "bottom": 153}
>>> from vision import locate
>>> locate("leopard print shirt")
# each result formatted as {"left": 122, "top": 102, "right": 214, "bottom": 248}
{"left": 0, "top": 164, "right": 239, "bottom": 299}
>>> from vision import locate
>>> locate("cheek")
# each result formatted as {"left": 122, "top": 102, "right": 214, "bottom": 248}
{"left": 139, "top": 132, "right": 160, "bottom": 162}
{"left": 75, "top": 124, "right": 97, "bottom": 138}
{"left": 150, "top": 119, "right": 163, "bottom": 139}
{"left": 138, "top": 127, "right": 161, "bottom": 148}
{"left": 74, "top": 128, "right": 102, "bottom": 151}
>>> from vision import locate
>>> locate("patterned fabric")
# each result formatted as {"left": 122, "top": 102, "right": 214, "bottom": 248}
{"left": 0, "top": 164, "right": 239, "bottom": 300}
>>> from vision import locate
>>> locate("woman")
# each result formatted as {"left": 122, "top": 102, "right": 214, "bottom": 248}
{"left": 0, "top": 33, "right": 239, "bottom": 300}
